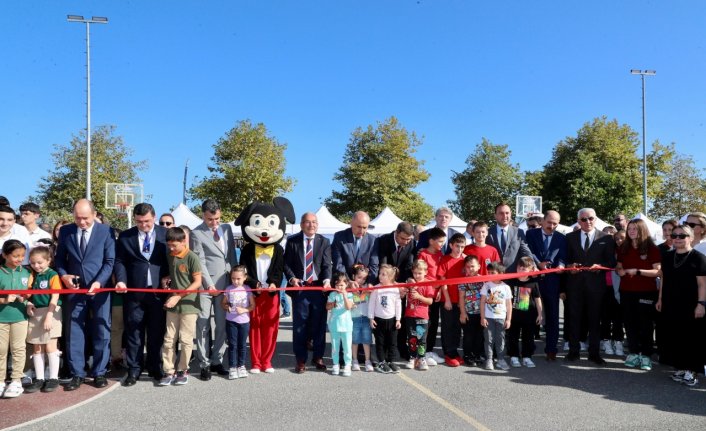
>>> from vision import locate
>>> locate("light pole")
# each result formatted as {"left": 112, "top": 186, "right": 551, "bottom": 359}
{"left": 630, "top": 69, "right": 656, "bottom": 215}
{"left": 67, "top": 15, "right": 108, "bottom": 200}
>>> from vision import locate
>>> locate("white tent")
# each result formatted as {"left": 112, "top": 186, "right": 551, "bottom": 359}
{"left": 171, "top": 203, "right": 203, "bottom": 230}
{"left": 368, "top": 207, "right": 403, "bottom": 234}
{"left": 314, "top": 206, "right": 349, "bottom": 235}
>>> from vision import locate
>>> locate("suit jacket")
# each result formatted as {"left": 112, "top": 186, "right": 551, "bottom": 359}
{"left": 377, "top": 231, "right": 414, "bottom": 282}
{"left": 416, "top": 227, "right": 461, "bottom": 255}
{"left": 526, "top": 228, "right": 567, "bottom": 290}
{"left": 283, "top": 232, "right": 332, "bottom": 295}
{"left": 486, "top": 224, "right": 532, "bottom": 273}
{"left": 239, "top": 242, "right": 284, "bottom": 295}
{"left": 191, "top": 222, "right": 238, "bottom": 290}
{"left": 113, "top": 225, "right": 169, "bottom": 300}
{"left": 331, "top": 228, "right": 379, "bottom": 283}
{"left": 565, "top": 229, "right": 616, "bottom": 289}
{"left": 55, "top": 222, "right": 115, "bottom": 289}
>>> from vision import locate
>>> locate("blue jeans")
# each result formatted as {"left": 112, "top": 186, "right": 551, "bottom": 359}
{"left": 226, "top": 320, "right": 250, "bottom": 368}
{"left": 280, "top": 288, "right": 290, "bottom": 315}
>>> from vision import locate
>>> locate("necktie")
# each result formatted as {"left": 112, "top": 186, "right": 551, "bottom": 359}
{"left": 305, "top": 238, "right": 314, "bottom": 283}
{"left": 584, "top": 233, "right": 590, "bottom": 251}
{"left": 80, "top": 229, "right": 87, "bottom": 256}
{"left": 355, "top": 237, "right": 361, "bottom": 259}
{"left": 213, "top": 227, "right": 220, "bottom": 243}
{"left": 500, "top": 228, "right": 507, "bottom": 254}
{"left": 143, "top": 232, "right": 151, "bottom": 253}
{"left": 396, "top": 245, "right": 402, "bottom": 259}
{"left": 543, "top": 234, "right": 550, "bottom": 254}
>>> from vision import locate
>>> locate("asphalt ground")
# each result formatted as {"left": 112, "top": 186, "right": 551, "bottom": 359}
{"left": 6, "top": 318, "right": 706, "bottom": 431}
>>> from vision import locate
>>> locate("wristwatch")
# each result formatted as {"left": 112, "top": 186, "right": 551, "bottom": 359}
{"left": 636, "top": 269, "right": 642, "bottom": 276}
{"left": 698, "top": 300, "right": 706, "bottom": 307}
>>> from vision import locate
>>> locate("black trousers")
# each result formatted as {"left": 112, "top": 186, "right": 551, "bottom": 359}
{"left": 440, "top": 305, "right": 461, "bottom": 358}
{"left": 123, "top": 293, "right": 166, "bottom": 377}
{"left": 373, "top": 317, "right": 398, "bottom": 363}
{"left": 567, "top": 283, "right": 604, "bottom": 357}
{"left": 507, "top": 309, "right": 538, "bottom": 358}
{"left": 600, "top": 285, "right": 624, "bottom": 341}
{"left": 461, "top": 314, "right": 484, "bottom": 360}
{"left": 621, "top": 290, "right": 656, "bottom": 356}
{"left": 426, "top": 301, "right": 441, "bottom": 353}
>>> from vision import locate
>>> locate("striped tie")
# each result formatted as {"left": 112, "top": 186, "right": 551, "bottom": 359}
{"left": 305, "top": 238, "right": 314, "bottom": 283}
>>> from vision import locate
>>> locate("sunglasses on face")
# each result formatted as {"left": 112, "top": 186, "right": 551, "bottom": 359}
{"left": 580, "top": 217, "right": 595, "bottom": 222}
{"left": 685, "top": 222, "right": 703, "bottom": 229}
{"left": 670, "top": 233, "right": 688, "bottom": 239}
{"left": 159, "top": 221, "right": 173, "bottom": 226}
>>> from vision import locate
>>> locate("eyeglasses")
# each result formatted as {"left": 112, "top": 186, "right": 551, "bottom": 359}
{"left": 159, "top": 221, "right": 173, "bottom": 226}
{"left": 670, "top": 233, "right": 688, "bottom": 239}
{"left": 580, "top": 217, "right": 595, "bottom": 222}
{"left": 685, "top": 222, "right": 703, "bottom": 229}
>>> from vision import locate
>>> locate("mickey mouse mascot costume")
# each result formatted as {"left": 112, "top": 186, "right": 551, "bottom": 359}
{"left": 236, "top": 197, "right": 295, "bottom": 373}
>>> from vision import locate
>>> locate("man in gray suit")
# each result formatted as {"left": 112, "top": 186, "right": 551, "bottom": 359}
{"left": 191, "top": 199, "right": 238, "bottom": 380}
{"left": 486, "top": 202, "right": 532, "bottom": 273}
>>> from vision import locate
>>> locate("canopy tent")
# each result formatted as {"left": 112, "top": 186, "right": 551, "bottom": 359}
{"left": 313, "top": 206, "right": 349, "bottom": 235}
{"left": 368, "top": 207, "right": 403, "bottom": 234}
{"left": 171, "top": 203, "right": 203, "bottom": 230}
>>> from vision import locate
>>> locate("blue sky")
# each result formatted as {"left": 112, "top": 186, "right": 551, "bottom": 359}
{"left": 2, "top": 1, "right": 704, "bottom": 222}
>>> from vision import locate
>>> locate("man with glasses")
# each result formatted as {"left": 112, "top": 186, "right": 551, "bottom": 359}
{"left": 564, "top": 208, "right": 616, "bottom": 365}
{"left": 158, "top": 214, "right": 175, "bottom": 228}
{"left": 614, "top": 213, "right": 628, "bottom": 232}
{"left": 685, "top": 212, "right": 706, "bottom": 255}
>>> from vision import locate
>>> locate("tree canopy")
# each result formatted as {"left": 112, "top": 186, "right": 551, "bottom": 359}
{"left": 648, "top": 141, "right": 706, "bottom": 218}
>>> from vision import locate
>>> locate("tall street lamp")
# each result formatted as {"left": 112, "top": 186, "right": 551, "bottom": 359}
{"left": 630, "top": 69, "right": 656, "bottom": 215}
{"left": 67, "top": 15, "right": 108, "bottom": 200}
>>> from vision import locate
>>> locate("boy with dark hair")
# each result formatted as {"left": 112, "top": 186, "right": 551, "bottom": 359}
{"left": 464, "top": 221, "right": 500, "bottom": 275}
{"left": 458, "top": 255, "right": 485, "bottom": 366}
{"left": 416, "top": 227, "right": 446, "bottom": 366}
{"left": 437, "top": 233, "right": 466, "bottom": 366}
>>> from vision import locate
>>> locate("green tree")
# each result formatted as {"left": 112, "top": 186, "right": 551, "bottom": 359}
{"left": 448, "top": 138, "right": 523, "bottom": 223}
{"left": 190, "top": 120, "right": 295, "bottom": 221}
{"left": 521, "top": 170, "right": 544, "bottom": 196}
{"left": 35, "top": 125, "right": 147, "bottom": 228}
{"left": 649, "top": 142, "right": 706, "bottom": 218}
{"left": 539, "top": 117, "right": 642, "bottom": 221}
{"left": 324, "top": 117, "right": 433, "bottom": 223}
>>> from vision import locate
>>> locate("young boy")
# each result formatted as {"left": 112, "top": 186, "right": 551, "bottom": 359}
{"left": 403, "top": 260, "right": 437, "bottom": 371}
{"left": 437, "top": 233, "right": 466, "bottom": 367}
{"left": 464, "top": 222, "right": 500, "bottom": 275}
{"left": 480, "top": 262, "right": 512, "bottom": 371}
{"left": 458, "top": 255, "right": 485, "bottom": 366}
{"left": 416, "top": 227, "right": 446, "bottom": 366}
{"left": 160, "top": 227, "right": 202, "bottom": 386}
{"left": 507, "top": 257, "right": 543, "bottom": 368}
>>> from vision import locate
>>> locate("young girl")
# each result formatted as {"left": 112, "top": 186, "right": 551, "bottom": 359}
{"left": 24, "top": 247, "right": 62, "bottom": 393}
{"left": 458, "top": 255, "right": 485, "bottom": 366}
{"left": 480, "top": 262, "right": 513, "bottom": 371}
{"left": 402, "top": 260, "right": 436, "bottom": 371}
{"left": 507, "top": 257, "right": 543, "bottom": 368}
{"left": 326, "top": 272, "right": 354, "bottom": 376}
{"left": 368, "top": 264, "right": 402, "bottom": 373}
{"left": 222, "top": 265, "right": 255, "bottom": 380}
{"left": 350, "top": 265, "right": 373, "bottom": 372}
{"left": 0, "top": 240, "right": 30, "bottom": 398}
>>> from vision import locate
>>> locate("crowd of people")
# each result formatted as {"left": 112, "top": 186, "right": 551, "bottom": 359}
{"left": 0, "top": 195, "right": 705, "bottom": 400}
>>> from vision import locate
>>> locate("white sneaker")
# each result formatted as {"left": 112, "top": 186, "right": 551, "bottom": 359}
{"left": 228, "top": 367, "right": 239, "bottom": 380}
{"left": 406, "top": 359, "right": 416, "bottom": 369}
{"left": 602, "top": 340, "right": 614, "bottom": 355}
{"left": 351, "top": 360, "right": 360, "bottom": 371}
{"left": 2, "top": 382, "right": 23, "bottom": 398}
{"left": 249, "top": 368, "right": 261, "bottom": 374}
{"left": 417, "top": 358, "right": 429, "bottom": 371}
{"left": 264, "top": 368, "right": 275, "bottom": 374}
{"left": 614, "top": 341, "right": 624, "bottom": 356}
{"left": 563, "top": 341, "right": 570, "bottom": 351}
{"left": 496, "top": 359, "right": 510, "bottom": 371}
{"left": 430, "top": 351, "right": 445, "bottom": 364}
{"left": 522, "top": 357, "right": 536, "bottom": 368}
{"left": 237, "top": 366, "right": 248, "bottom": 378}
{"left": 424, "top": 353, "right": 438, "bottom": 366}
{"left": 331, "top": 364, "right": 340, "bottom": 376}
{"left": 342, "top": 365, "right": 352, "bottom": 377}
{"left": 364, "top": 360, "right": 374, "bottom": 372}
{"left": 580, "top": 342, "right": 587, "bottom": 352}
{"left": 510, "top": 357, "right": 521, "bottom": 367}
{"left": 483, "top": 359, "right": 494, "bottom": 370}
{"left": 0, "top": 382, "right": 5, "bottom": 397}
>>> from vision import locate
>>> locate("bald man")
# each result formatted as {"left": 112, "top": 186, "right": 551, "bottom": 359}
{"left": 331, "top": 211, "right": 379, "bottom": 285}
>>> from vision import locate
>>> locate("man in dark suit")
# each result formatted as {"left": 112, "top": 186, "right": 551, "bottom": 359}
{"left": 564, "top": 207, "right": 616, "bottom": 365}
{"left": 114, "top": 203, "right": 169, "bottom": 386}
{"left": 525, "top": 210, "right": 566, "bottom": 360}
{"left": 486, "top": 202, "right": 532, "bottom": 273}
{"left": 416, "top": 207, "right": 460, "bottom": 254}
{"left": 284, "top": 212, "right": 332, "bottom": 373}
{"left": 377, "top": 221, "right": 416, "bottom": 360}
{"left": 55, "top": 199, "right": 115, "bottom": 390}
{"left": 332, "top": 211, "right": 379, "bottom": 284}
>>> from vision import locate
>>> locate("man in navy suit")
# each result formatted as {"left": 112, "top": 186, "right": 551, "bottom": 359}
{"left": 55, "top": 199, "right": 115, "bottom": 390}
{"left": 284, "top": 212, "right": 332, "bottom": 373}
{"left": 332, "top": 211, "right": 379, "bottom": 284}
{"left": 525, "top": 210, "right": 566, "bottom": 360}
{"left": 114, "top": 203, "right": 169, "bottom": 386}
{"left": 486, "top": 203, "right": 532, "bottom": 273}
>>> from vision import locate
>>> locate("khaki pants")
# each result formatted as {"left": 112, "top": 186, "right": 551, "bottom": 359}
{"left": 162, "top": 312, "right": 197, "bottom": 375}
{"left": 0, "top": 321, "right": 29, "bottom": 381}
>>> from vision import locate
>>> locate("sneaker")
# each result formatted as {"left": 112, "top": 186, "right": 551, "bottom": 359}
{"left": 0, "top": 382, "right": 5, "bottom": 397}
{"left": 614, "top": 341, "right": 625, "bottom": 356}
{"left": 430, "top": 351, "right": 445, "bottom": 364}
{"left": 352, "top": 360, "right": 361, "bottom": 371}
{"left": 510, "top": 357, "right": 521, "bottom": 368}
{"left": 563, "top": 341, "right": 570, "bottom": 351}
{"left": 342, "top": 365, "right": 352, "bottom": 377}
{"left": 445, "top": 356, "right": 460, "bottom": 367}
{"left": 364, "top": 360, "right": 374, "bottom": 372}
{"left": 496, "top": 359, "right": 510, "bottom": 371}
{"left": 42, "top": 379, "right": 60, "bottom": 393}
{"left": 483, "top": 359, "right": 494, "bottom": 370}
{"left": 24, "top": 379, "right": 44, "bottom": 394}
{"left": 249, "top": 368, "right": 261, "bottom": 374}
{"left": 376, "top": 361, "right": 391, "bottom": 374}
{"left": 159, "top": 374, "right": 175, "bottom": 386}
{"left": 406, "top": 359, "right": 416, "bottom": 369}
{"left": 424, "top": 353, "right": 438, "bottom": 366}
{"left": 602, "top": 340, "right": 614, "bottom": 355}
{"left": 522, "top": 357, "right": 536, "bottom": 368}
{"left": 640, "top": 356, "right": 652, "bottom": 371}
{"left": 388, "top": 362, "right": 400, "bottom": 373}
{"left": 228, "top": 368, "right": 239, "bottom": 380}
{"left": 264, "top": 368, "right": 275, "bottom": 374}
{"left": 417, "top": 358, "right": 429, "bottom": 371}
{"left": 625, "top": 354, "right": 640, "bottom": 368}
{"left": 671, "top": 370, "right": 687, "bottom": 382}
{"left": 331, "top": 365, "right": 340, "bottom": 376}
{"left": 2, "top": 382, "right": 23, "bottom": 398}
{"left": 174, "top": 371, "right": 188, "bottom": 385}
{"left": 682, "top": 371, "right": 698, "bottom": 387}
{"left": 580, "top": 342, "right": 587, "bottom": 352}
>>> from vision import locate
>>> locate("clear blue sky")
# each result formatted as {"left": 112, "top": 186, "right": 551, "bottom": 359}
{"left": 2, "top": 1, "right": 704, "bottom": 222}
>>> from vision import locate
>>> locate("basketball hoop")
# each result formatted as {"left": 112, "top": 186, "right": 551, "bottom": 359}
{"left": 105, "top": 183, "right": 143, "bottom": 228}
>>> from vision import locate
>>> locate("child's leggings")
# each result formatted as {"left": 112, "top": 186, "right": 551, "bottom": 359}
{"left": 405, "top": 317, "right": 428, "bottom": 359}
{"left": 330, "top": 330, "right": 352, "bottom": 366}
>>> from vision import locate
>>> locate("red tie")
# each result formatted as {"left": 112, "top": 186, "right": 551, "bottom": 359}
{"left": 305, "top": 238, "right": 314, "bottom": 283}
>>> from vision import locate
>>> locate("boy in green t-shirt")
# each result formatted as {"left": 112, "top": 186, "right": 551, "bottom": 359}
{"left": 160, "top": 227, "right": 202, "bottom": 386}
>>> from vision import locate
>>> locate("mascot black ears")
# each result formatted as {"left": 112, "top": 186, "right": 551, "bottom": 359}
{"left": 235, "top": 197, "right": 296, "bottom": 245}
